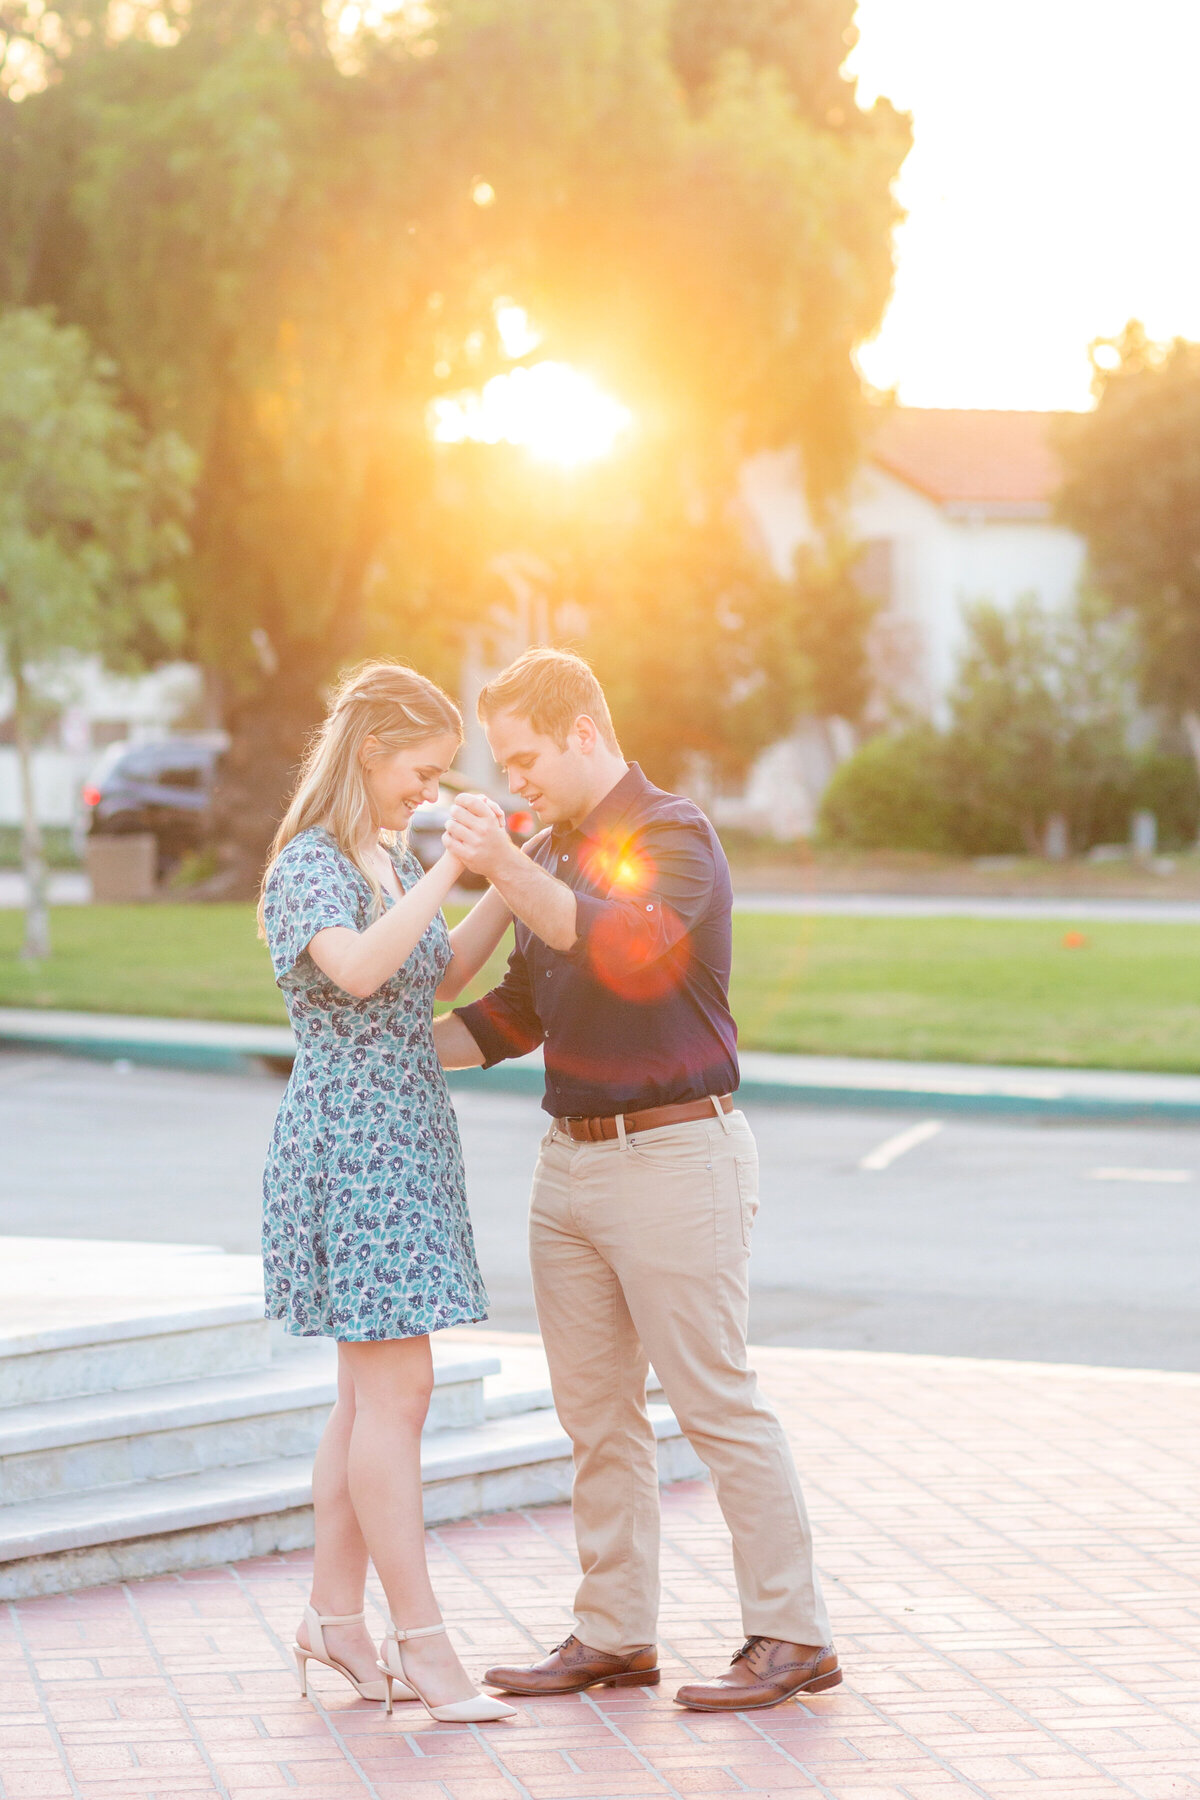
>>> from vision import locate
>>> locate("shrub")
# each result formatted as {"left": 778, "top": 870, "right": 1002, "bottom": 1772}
{"left": 1090, "top": 751, "right": 1200, "bottom": 851}
{"left": 817, "top": 727, "right": 963, "bottom": 853}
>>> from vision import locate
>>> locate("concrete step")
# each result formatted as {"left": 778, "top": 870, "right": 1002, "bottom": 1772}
{"left": 0, "top": 1342, "right": 503, "bottom": 1506}
{"left": 0, "top": 1302, "right": 272, "bottom": 1406}
{"left": 479, "top": 1343, "right": 669, "bottom": 1420}
{"left": 0, "top": 1402, "right": 703, "bottom": 1600}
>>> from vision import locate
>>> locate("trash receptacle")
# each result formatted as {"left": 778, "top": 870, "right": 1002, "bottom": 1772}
{"left": 85, "top": 834, "right": 158, "bottom": 902}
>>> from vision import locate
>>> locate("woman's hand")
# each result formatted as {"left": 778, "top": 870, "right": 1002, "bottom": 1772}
{"left": 443, "top": 791, "right": 506, "bottom": 859}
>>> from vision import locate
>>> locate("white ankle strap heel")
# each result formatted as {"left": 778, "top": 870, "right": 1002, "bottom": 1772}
{"left": 378, "top": 1620, "right": 517, "bottom": 1721}
{"left": 293, "top": 1605, "right": 414, "bottom": 1706}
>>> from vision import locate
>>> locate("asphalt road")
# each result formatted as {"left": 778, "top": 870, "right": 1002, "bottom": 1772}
{"left": 3, "top": 1048, "right": 1198, "bottom": 1372}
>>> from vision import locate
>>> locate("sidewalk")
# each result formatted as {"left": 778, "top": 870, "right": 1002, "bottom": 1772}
{"left": 735, "top": 891, "right": 1200, "bottom": 923}
{"left": 4, "top": 1005, "right": 1200, "bottom": 1119}
{"left": 3, "top": 1341, "right": 1199, "bottom": 1799}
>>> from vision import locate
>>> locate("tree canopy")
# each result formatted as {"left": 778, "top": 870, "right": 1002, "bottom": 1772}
{"left": 2, "top": 0, "right": 908, "bottom": 876}
{"left": 0, "top": 304, "right": 194, "bottom": 950}
{"left": 1058, "top": 323, "right": 1200, "bottom": 729}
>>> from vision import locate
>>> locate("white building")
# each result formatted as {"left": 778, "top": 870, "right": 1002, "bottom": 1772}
{"left": 733, "top": 407, "right": 1088, "bottom": 834}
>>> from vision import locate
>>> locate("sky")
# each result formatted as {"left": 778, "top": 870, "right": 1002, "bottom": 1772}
{"left": 846, "top": 0, "right": 1200, "bottom": 412}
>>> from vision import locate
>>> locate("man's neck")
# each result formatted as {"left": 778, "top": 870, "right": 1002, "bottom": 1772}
{"left": 566, "top": 759, "right": 631, "bottom": 832}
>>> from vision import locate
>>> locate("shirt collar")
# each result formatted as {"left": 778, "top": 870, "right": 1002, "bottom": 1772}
{"left": 556, "top": 762, "right": 648, "bottom": 848}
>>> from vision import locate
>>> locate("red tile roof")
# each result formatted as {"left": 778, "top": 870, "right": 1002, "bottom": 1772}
{"left": 868, "top": 408, "right": 1068, "bottom": 507}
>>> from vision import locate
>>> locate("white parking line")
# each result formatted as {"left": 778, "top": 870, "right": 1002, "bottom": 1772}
{"left": 1089, "top": 1167, "right": 1192, "bottom": 1184}
{"left": 859, "top": 1119, "right": 945, "bottom": 1172}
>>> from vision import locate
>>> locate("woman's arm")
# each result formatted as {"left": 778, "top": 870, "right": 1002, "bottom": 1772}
{"left": 436, "top": 884, "right": 513, "bottom": 1002}
{"left": 307, "top": 852, "right": 463, "bottom": 998}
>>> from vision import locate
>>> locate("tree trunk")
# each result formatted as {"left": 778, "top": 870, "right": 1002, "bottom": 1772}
{"left": 12, "top": 661, "right": 50, "bottom": 961}
{"left": 1183, "top": 713, "right": 1200, "bottom": 847}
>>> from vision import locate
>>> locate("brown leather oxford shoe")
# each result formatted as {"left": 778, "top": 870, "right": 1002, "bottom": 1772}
{"left": 483, "top": 1634, "right": 660, "bottom": 1696}
{"left": 674, "top": 1637, "right": 841, "bottom": 1711}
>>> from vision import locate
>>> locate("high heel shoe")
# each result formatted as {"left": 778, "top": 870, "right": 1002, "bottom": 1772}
{"left": 293, "top": 1605, "right": 415, "bottom": 1705}
{"left": 377, "top": 1621, "right": 518, "bottom": 1722}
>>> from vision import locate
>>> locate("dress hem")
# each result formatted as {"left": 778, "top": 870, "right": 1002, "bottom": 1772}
{"left": 265, "top": 1305, "right": 490, "bottom": 1343}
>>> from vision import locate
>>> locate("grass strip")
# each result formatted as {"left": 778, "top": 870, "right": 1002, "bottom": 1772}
{"left": 0, "top": 904, "right": 1197, "bottom": 1073}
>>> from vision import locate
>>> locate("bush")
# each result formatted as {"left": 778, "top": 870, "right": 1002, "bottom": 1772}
{"left": 818, "top": 727, "right": 963, "bottom": 853}
{"left": 821, "top": 734, "right": 1200, "bottom": 857}
{"left": 1090, "top": 751, "right": 1200, "bottom": 851}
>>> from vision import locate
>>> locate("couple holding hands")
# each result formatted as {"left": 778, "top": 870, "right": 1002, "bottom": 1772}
{"left": 258, "top": 648, "right": 838, "bottom": 1723}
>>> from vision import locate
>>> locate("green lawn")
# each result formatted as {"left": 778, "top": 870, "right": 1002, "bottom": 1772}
{"left": 0, "top": 904, "right": 1198, "bottom": 1072}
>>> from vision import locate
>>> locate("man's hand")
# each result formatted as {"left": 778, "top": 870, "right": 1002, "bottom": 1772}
{"left": 444, "top": 792, "right": 517, "bottom": 879}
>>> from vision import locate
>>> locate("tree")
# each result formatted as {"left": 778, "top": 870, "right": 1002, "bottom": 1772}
{"left": 3, "top": 0, "right": 908, "bottom": 880}
{"left": 819, "top": 597, "right": 1144, "bottom": 857}
{"left": 1057, "top": 323, "right": 1200, "bottom": 779}
{"left": 943, "top": 594, "right": 1134, "bottom": 855}
{"left": 0, "top": 307, "right": 194, "bottom": 956}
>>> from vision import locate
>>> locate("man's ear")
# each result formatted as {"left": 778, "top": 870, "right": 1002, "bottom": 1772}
{"left": 574, "top": 714, "right": 599, "bottom": 754}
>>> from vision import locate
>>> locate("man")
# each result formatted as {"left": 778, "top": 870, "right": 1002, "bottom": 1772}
{"left": 433, "top": 647, "right": 838, "bottom": 1712}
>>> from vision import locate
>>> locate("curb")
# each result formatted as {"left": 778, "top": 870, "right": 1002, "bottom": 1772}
{"left": 2, "top": 1008, "right": 1200, "bottom": 1121}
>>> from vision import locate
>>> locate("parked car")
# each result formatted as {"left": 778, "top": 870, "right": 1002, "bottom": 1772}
{"left": 80, "top": 734, "right": 225, "bottom": 876}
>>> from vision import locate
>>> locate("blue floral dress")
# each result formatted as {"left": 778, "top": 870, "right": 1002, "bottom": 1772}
{"left": 260, "top": 826, "right": 488, "bottom": 1340}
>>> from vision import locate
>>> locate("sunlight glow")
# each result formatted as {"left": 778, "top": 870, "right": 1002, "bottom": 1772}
{"left": 493, "top": 299, "right": 541, "bottom": 360}
{"left": 323, "top": 0, "right": 434, "bottom": 72}
{"left": 429, "top": 361, "right": 632, "bottom": 467}
{"left": 846, "top": 0, "right": 1200, "bottom": 410}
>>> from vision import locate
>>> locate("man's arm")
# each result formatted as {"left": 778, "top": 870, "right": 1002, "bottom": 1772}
{"left": 444, "top": 797, "right": 715, "bottom": 973}
{"left": 435, "top": 926, "right": 544, "bottom": 1069}
{"left": 444, "top": 798, "right": 577, "bottom": 949}
{"left": 432, "top": 1010, "right": 486, "bottom": 1069}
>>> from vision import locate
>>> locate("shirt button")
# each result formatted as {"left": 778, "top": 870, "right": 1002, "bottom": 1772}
{"left": 646, "top": 903, "right": 654, "bottom": 912}
{"left": 545, "top": 969, "right": 553, "bottom": 978}
{"left": 561, "top": 853, "right": 570, "bottom": 862}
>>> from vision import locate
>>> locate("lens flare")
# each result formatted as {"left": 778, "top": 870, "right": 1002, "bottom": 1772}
{"left": 575, "top": 837, "right": 690, "bottom": 1002}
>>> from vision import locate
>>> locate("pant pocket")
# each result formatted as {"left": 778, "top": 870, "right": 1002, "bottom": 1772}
{"left": 734, "top": 1154, "right": 759, "bottom": 1248}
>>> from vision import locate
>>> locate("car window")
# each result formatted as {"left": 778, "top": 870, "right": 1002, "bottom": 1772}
{"left": 155, "top": 765, "right": 206, "bottom": 790}
{"left": 113, "top": 748, "right": 210, "bottom": 785}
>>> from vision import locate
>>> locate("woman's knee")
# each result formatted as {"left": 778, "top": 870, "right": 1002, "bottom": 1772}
{"left": 341, "top": 1335, "right": 435, "bottom": 1426}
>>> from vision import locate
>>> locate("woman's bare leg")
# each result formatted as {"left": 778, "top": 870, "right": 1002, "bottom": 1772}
{"left": 297, "top": 1348, "right": 379, "bottom": 1683}
{"left": 340, "top": 1335, "right": 480, "bottom": 1704}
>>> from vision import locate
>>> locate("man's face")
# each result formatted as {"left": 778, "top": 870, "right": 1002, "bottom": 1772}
{"left": 484, "top": 709, "right": 592, "bottom": 826}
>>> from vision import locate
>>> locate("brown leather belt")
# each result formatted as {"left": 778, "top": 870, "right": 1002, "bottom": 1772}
{"left": 556, "top": 1094, "right": 733, "bottom": 1143}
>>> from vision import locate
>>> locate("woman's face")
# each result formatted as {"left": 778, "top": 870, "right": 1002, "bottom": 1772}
{"left": 360, "top": 732, "right": 460, "bottom": 833}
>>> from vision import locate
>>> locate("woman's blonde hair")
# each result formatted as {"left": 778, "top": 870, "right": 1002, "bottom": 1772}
{"left": 257, "top": 660, "right": 462, "bottom": 935}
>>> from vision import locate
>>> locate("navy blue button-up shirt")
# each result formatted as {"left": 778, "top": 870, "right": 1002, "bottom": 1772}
{"left": 454, "top": 763, "right": 740, "bottom": 1118}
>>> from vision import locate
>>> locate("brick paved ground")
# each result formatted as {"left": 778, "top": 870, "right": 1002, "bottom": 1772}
{"left": 3, "top": 1345, "right": 1200, "bottom": 1800}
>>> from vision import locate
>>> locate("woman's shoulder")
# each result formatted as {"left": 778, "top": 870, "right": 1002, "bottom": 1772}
{"left": 268, "top": 827, "right": 356, "bottom": 892}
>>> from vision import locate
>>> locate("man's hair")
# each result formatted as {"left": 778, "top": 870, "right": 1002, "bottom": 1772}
{"left": 478, "top": 647, "right": 621, "bottom": 753}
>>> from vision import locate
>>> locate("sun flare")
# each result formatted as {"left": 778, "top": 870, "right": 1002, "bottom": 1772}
{"left": 429, "top": 361, "right": 633, "bottom": 468}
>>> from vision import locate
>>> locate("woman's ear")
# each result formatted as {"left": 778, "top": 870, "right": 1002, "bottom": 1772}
{"left": 359, "top": 734, "right": 381, "bottom": 767}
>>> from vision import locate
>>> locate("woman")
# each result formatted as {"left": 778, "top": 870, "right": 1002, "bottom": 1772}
{"left": 258, "top": 660, "right": 516, "bottom": 1723}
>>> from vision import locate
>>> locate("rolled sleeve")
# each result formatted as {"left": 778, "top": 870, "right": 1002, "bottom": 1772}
{"left": 454, "top": 942, "right": 543, "bottom": 1068}
{"left": 568, "top": 823, "right": 715, "bottom": 976}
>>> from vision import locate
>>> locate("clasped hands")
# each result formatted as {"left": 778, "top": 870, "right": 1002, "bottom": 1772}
{"left": 442, "top": 792, "right": 513, "bottom": 878}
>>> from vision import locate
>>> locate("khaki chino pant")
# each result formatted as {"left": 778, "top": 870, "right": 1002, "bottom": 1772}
{"left": 529, "top": 1105, "right": 832, "bottom": 1655}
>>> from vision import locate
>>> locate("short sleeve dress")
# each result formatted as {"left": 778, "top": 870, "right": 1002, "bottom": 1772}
{"left": 259, "top": 826, "right": 488, "bottom": 1341}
